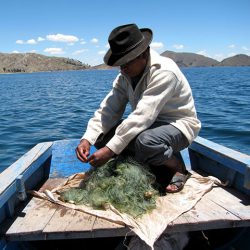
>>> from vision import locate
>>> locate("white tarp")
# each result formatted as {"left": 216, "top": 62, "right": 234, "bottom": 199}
{"left": 32, "top": 172, "right": 220, "bottom": 249}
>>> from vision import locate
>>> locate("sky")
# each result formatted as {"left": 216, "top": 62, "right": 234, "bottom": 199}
{"left": 1, "top": 0, "right": 250, "bottom": 66}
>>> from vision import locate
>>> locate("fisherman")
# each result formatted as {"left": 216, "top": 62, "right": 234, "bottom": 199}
{"left": 76, "top": 23, "right": 201, "bottom": 193}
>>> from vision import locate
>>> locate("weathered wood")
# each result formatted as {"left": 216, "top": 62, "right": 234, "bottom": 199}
{"left": 5, "top": 199, "right": 130, "bottom": 241}
{"left": 5, "top": 178, "right": 130, "bottom": 241}
{"left": 5, "top": 178, "right": 250, "bottom": 241}
{"left": 5, "top": 198, "right": 58, "bottom": 241}
{"left": 3, "top": 137, "right": 250, "bottom": 242}
{"left": 168, "top": 185, "right": 250, "bottom": 233}
{"left": 91, "top": 217, "right": 131, "bottom": 238}
{"left": 41, "top": 178, "right": 130, "bottom": 239}
{"left": 205, "top": 186, "right": 250, "bottom": 220}
{"left": 43, "top": 207, "right": 96, "bottom": 240}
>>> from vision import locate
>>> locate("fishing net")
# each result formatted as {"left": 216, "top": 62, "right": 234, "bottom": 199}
{"left": 58, "top": 156, "right": 159, "bottom": 218}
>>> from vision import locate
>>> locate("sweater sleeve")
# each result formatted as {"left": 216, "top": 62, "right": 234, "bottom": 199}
{"left": 82, "top": 75, "right": 128, "bottom": 145}
{"left": 106, "top": 70, "right": 178, "bottom": 154}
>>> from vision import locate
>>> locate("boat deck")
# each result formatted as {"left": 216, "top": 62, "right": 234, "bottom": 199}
{"left": 4, "top": 176, "right": 250, "bottom": 241}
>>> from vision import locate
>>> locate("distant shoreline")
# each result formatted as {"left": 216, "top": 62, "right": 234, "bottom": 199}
{"left": 1, "top": 65, "right": 250, "bottom": 75}
{"left": 0, "top": 51, "right": 250, "bottom": 74}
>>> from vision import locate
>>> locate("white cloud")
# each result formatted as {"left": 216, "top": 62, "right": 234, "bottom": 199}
{"left": 27, "top": 39, "right": 37, "bottom": 44}
{"left": 72, "top": 49, "right": 88, "bottom": 55}
{"left": 227, "top": 52, "right": 236, "bottom": 57}
{"left": 29, "top": 50, "right": 37, "bottom": 53}
{"left": 98, "top": 50, "right": 106, "bottom": 55}
{"left": 91, "top": 38, "right": 98, "bottom": 44}
{"left": 46, "top": 34, "right": 79, "bottom": 43}
{"left": 228, "top": 44, "right": 235, "bottom": 48}
{"left": 213, "top": 54, "right": 225, "bottom": 61}
{"left": 16, "top": 38, "right": 40, "bottom": 44}
{"left": 242, "top": 46, "right": 249, "bottom": 51}
{"left": 37, "top": 37, "right": 45, "bottom": 42}
{"left": 151, "top": 42, "right": 164, "bottom": 50}
{"left": 173, "top": 44, "right": 184, "bottom": 50}
{"left": 12, "top": 50, "right": 20, "bottom": 53}
{"left": 16, "top": 40, "right": 24, "bottom": 44}
{"left": 80, "top": 38, "right": 86, "bottom": 45}
{"left": 197, "top": 50, "right": 208, "bottom": 56}
{"left": 44, "top": 47, "right": 64, "bottom": 54}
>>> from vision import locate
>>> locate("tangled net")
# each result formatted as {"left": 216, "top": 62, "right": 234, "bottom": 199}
{"left": 59, "top": 156, "right": 159, "bottom": 218}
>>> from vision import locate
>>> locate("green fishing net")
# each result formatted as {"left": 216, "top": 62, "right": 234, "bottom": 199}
{"left": 59, "top": 156, "right": 159, "bottom": 218}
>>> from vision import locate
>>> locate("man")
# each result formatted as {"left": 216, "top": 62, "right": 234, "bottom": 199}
{"left": 76, "top": 23, "right": 201, "bottom": 193}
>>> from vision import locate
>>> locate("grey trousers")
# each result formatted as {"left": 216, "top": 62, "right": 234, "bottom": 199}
{"left": 95, "top": 121, "right": 189, "bottom": 166}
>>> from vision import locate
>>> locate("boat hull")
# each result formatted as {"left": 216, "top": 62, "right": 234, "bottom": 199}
{"left": 1, "top": 137, "right": 250, "bottom": 249}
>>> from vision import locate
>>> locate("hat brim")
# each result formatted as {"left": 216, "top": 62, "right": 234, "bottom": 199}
{"left": 104, "top": 28, "right": 153, "bottom": 66}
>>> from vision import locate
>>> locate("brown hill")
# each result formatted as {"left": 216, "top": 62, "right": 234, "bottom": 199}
{"left": 0, "top": 53, "right": 90, "bottom": 73}
{"left": 93, "top": 51, "right": 220, "bottom": 69}
{"left": 90, "top": 63, "right": 114, "bottom": 70}
{"left": 219, "top": 54, "right": 250, "bottom": 66}
{"left": 161, "top": 51, "right": 219, "bottom": 67}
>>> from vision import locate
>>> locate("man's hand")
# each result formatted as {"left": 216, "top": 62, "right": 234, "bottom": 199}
{"left": 76, "top": 139, "right": 91, "bottom": 163}
{"left": 88, "top": 146, "right": 115, "bottom": 167}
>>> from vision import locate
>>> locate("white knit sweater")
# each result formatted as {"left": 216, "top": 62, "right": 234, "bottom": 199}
{"left": 82, "top": 50, "right": 201, "bottom": 154}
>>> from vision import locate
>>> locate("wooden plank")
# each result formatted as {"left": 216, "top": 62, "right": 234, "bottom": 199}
{"left": 5, "top": 198, "right": 57, "bottom": 241}
{"left": 6, "top": 186, "right": 250, "bottom": 241}
{"left": 167, "top": 193, "right": 240, "bottom": 232}
{"left": 205, "top": 186, "right": 250, "bottom": 220}
{"left": 6, "top": 198, "right": 129, "bottom": 241}
{"left": 5, "top": 176, "right": 250, "bottom": 241}
{"left": 40, "top": 177, "right": 129, "bottom": 239}
{"left": 168, "top": 185, "right": 250, "bottom": 233}
{"left": 43, "top": 208, "right": 129, "bottom": 240}
{"left": 91, "top": 217, "right": 131, "bottom": 238}
{"left": 5, "top": 177, "right": 129, "bottom": 241}
{"left": 43, "top": 207, "right": 96, "bottom": 240}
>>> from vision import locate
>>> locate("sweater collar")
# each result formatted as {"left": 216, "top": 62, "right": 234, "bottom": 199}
{"left": 147, "top": 49, "right": 161, "bottom": 69}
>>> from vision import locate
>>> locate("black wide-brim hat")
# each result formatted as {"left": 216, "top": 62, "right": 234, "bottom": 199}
{"left": 104, "top": 24, "right": 153, "bottom": 66}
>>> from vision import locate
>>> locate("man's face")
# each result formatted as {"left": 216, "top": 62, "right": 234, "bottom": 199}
{"left": 120, "top": 55, "right": 147, "bottom": 78}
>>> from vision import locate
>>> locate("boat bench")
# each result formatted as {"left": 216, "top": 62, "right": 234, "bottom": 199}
{"left": 3, "top": 176, "right": 250, "bottom": 242}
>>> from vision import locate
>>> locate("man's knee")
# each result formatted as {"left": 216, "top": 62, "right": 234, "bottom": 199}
{"left": 134, "top": 130, "right": 166, "bottom": 164}
{"left": 135, "top": 130, "right": 153, "bottom": 152}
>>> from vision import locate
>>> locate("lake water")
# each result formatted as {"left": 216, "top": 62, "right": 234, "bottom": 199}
{"left": 0, "top": 67, "right": 250, "bottom": 172}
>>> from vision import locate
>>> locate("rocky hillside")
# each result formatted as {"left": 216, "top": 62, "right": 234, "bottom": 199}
{"left": 1, "top": 51, "right": 249, "bottom": 73}
{"left": 90, "top": 63, "right": 114, "bottom": 70}
{"left": 93, "top": 51, "right": 250, "bottom": 69}
{"left": 219, "top": 54, "right": 250, "bottom": 66}
{"left": 161, "top": 51, "right": 219, "bottom": 67}
{"left": 0, "top": 53, "right": 90, "bottom": 73}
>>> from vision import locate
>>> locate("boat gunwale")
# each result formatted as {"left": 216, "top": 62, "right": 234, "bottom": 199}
{"left": 0, "top": 142, "right": 53, "bottom": 209}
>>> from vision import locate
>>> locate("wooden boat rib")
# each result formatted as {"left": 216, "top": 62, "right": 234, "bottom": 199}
{"left": 0, "top": 136, "right": 250, "bottom": 249}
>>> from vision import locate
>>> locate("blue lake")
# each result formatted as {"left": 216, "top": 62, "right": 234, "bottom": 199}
{"left": 0, "top": 67, "right": 250, "bottom": 172}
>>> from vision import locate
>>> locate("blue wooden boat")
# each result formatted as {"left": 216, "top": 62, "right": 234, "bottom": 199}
{"left": 0, "top": 136, "right": 250, "bottom": 249}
